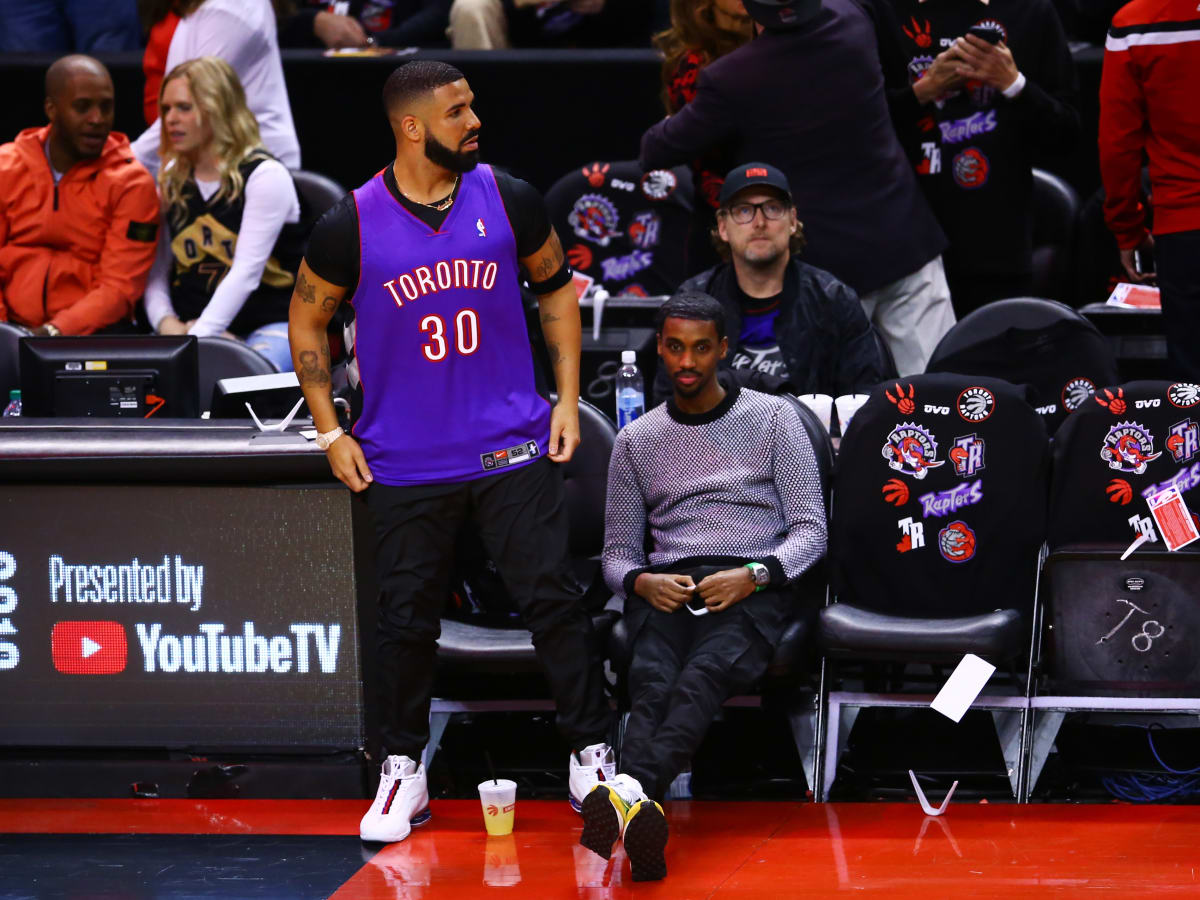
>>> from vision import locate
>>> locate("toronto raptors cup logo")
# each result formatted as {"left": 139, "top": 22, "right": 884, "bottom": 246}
{"left": 938, "top": 520, "right": 977, "bottom": 563}
{"left": 1168, "top": 383, "right": 1200, "bottom": 408}
{"left": 1101, "top": 422, "right": 1162, "bottom": 475}
{"left": 883, "top": 423, "right": 945, "bottom": 480}
{"left": 952, "top": 148, "right": 990, "bottom": 190}
{"left": 1061, "top": 377, "right": 1096, "bottom": 412}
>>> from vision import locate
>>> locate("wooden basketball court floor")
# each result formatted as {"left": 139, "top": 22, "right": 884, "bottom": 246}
{"left": 2, "top": 798, "right": 1199, "bottom": 897}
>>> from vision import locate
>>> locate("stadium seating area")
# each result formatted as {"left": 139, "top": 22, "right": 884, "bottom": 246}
{"left": 0, "top": 1, "right": 1196, "bottom": 814}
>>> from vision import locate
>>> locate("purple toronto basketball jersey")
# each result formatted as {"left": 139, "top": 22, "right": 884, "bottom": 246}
{"left": 348, "top": 164, "right": 550, "bottom": 485}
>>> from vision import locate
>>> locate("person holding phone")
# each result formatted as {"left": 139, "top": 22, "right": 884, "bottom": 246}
{"left": 885, "top": 0, "right": 1080, "bottom": 313}
{"left": 592, "top": 290, "right": 826, "bottom": 882}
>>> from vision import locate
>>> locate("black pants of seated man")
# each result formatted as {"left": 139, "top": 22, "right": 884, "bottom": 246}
{"left": 622, "top": 566, "right": 776, "bottom": 802}
{"left": 364, "top": 456, "right": 612, "bottom": 759}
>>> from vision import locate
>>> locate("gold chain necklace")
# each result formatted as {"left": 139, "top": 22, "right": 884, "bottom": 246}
{"left": 402, "top": 176, "right": 458, "bottom": 212}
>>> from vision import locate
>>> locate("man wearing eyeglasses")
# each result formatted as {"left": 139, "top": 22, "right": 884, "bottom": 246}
{"left": 653, "top": 163, "right": 888, "bottom": 403}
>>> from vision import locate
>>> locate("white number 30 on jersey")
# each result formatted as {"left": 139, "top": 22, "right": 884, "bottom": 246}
{"left": 420, "top": 309, "right": 480, "bottom": 361}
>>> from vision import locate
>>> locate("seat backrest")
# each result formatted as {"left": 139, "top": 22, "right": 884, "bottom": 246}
{"left": 0, "top": 322, "right": 31, "bottom": 400}
{"left": 832, "top": 373, "right": 1049, "bottom": 618}
{"left": 1048, "top": 380, "right": 1200, "bottom": 549}
{"left": 1032, "top": 168, "right": 1080, "bottom": 248}
{"left": 544, "top": 160, "right": 694, "bottom": 298}
{"left": 198, "top": 336, "right": 278, "bottom": 414}
{"left": 782, "top": 394, "right": 834, "bottom": 515}
{"left": 562, "top": 397, "right": 619, "bottom": 557}
{"left": 1031, "top": 168, "right": 1081, "bottom": 303}
{"left": 925, "top": 297, "right": 1120, "bottom": 435}
{"left": 290, "top": 169, "right": 348, "bottom": 219}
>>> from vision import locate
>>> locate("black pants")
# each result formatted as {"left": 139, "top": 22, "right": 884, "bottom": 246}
{"left": 1156, "top": 230, "right": 1200, "bottom": 382}
{"left": 364, "top": 458, "right": 611, "bottom": 759}
{"left": 622, "top": 592, "right": 774, "bottom": 803}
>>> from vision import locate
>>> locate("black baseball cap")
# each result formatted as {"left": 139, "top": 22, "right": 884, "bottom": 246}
{"left": 718, "top": 162, "right": 793, "bottom": 207}
{"left": 744, "top": 0, "right": 824, "bottom": 30}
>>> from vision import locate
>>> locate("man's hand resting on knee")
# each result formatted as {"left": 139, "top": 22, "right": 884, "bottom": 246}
{"left": 634, "top": 573, "right": 695, "bottom": 613}
{"left": 696, "top": 568, "right": 756, "bottom": 613}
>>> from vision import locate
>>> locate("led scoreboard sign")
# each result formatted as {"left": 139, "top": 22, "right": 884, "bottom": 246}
{"left": 0, "top": 485, "right": 363, "bottom": 750}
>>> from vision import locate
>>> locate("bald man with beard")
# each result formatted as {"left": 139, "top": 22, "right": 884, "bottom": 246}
{"left": 0, "top": 55, "right": 159, "bottom": 336}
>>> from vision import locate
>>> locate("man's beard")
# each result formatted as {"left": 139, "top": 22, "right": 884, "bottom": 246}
{"left": 424, "top": 130, "right": 480, "bottom": 174}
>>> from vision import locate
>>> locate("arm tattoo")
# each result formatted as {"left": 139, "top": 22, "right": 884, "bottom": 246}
{"left": 546, "top": 341, "right": 562, "bottom": 366}
{"left": 541, "top": 311, "right": 561, "bottom": 324}
{"left": 530, "top": 230, "right": 565, "bottom": 283}
{"left": 296, "top": 271, "right": 317, "bottom": 304}
{"left": 297, "top": 348, "right": 331, "bottom": 388}
{"left": 321, "top": 294, "right": 337, "bottom": 313}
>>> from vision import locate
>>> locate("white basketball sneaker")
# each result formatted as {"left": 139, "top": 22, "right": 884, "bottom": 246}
{"left": 359, "top": 755, "right": 432, "bottom": 843}
{"left": 568, "top": 742, "right": 617, "bottom": 812}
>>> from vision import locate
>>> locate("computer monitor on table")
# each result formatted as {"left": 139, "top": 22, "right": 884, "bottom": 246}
{"left": 18, "top": 335, "right": 200, "bottom": 418}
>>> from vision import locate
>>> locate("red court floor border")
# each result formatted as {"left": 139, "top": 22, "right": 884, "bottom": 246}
{"left": 4, "top": 799, "right": 1200, "bottom": 897}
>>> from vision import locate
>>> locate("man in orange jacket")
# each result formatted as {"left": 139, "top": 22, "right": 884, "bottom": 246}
{"left": 0, "top": 55, "right": 159, "bottom": 336}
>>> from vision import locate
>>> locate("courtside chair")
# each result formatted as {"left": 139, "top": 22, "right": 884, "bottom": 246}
{"left": 290, "top": 169, "right": 347, "bottom": 219}
{"left": 197, "top": 336, "right": 279, "bottom": 415}
{"left": 425, "top": 398, "right": 621, "bottom": 768}
{"left": 543, "top": 159, "right": 694, "bottom": 298}
{"left": 1025, "top": 380, "right": 1200, "bottom": 799}
{"left": 1031, "top": 168, "right": 1082, "bottom": 303}
{"left": 606, "top": 394, "right": 834, "bottom": 795}
{"left": 0, "top": 321, "right": 32, "bottom": 399}
{"left": 926, "top": 297, "right": 1120, "bottom": 435}
{"left": 815, "top": 374, "right": 1050, "bottom": 801}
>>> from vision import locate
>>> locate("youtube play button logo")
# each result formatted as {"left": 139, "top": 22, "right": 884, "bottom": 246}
{"left": 51, "top": 621, "right": 128, "bottom": 674}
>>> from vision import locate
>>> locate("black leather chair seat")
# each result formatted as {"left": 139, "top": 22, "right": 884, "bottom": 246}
{"left": 438, "top": 610, "right": 619, "bottom": 667}
{"left": 818, "top": 604, "right": 1023, "bottom": 664}
{"left": 607, "top": 613, "right": 811, "bottom": 696}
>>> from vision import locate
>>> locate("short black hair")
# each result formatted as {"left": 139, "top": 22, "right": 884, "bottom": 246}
{"left": 654, "top": 290, "right": 726, "bottom": 341}
{"left": 381, "top": 60, "right": 466, "bottom": 116}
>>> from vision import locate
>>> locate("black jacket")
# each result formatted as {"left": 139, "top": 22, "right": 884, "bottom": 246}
{"left": 278, "top": 0, "right": 451, "bottom": 49}
{"left": 639, "top": 0, "right": 946, "bottom": 296}
{"left": 653, "top": 258, "right": 889, "bottom": 403}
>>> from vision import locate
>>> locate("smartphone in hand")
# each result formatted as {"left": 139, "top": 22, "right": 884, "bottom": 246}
{"left": 966, "top": 24, "right": 1002, "bottom": 44}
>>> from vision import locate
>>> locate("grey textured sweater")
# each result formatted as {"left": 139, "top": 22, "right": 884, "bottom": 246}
{"left": 602, "top": 382, "right": 827, "bottom": 640}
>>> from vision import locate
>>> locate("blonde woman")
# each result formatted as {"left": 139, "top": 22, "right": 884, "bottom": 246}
{"left": 143, "top": 56, "right": 303, "bottom": 371}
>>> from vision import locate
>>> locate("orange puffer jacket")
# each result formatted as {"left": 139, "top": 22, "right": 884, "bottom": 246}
{"left": 0, "top": 125, "right": 160, "bottom": 334}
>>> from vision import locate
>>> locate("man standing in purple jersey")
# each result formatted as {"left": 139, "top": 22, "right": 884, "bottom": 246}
{"left": 289, "top": 60, "right": 614, "bottom": 845}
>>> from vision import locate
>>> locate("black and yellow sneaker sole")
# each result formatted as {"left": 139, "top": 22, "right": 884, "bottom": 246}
{"left": 623, "top": 800, "right": 668, "bottom": 882}
{"left": 579, "top": 784, "right": 623, "bottom": 861}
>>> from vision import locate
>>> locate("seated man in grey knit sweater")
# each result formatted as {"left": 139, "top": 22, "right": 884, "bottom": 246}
{"left": 580, "top": 291, "right": 827, "bottom": 882}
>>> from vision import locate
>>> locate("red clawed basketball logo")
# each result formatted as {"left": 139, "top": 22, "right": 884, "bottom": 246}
{"left": 567, "top": 244, "right": 593, "bottom": 271}
{"left": 903, "top": 17, "right": 934, "bottom": 47}
{"left": 1096, "top": 387, "right": 1127, "bottom": 415}
{"left": 582, "top": 162, "right": 609, "bottom": 188}
{"left": 1107, "top": 478, "right": 1133, "bottom": 506}
{"left": 938, "top": 521, "right": 977, "bottom": 563}
{"left": 882, "top": 478, "right": 910, "bottom": 507}
{"left": 886, "top": 382, "right": 916, "bottom": 415}
{"left": 952, "top": 148, "right": 990, "bottom": 190}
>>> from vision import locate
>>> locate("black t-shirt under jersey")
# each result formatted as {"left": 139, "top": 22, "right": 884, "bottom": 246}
{"left": 304, "top": 165, "right": 552, "bottom": 295}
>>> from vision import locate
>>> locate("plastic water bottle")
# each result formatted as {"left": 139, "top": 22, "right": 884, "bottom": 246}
{"left": 616, "top": 350, "right": 644, "bottom": 429}
{"left": 2, "top": 389, "right": 20, "bottom": 417}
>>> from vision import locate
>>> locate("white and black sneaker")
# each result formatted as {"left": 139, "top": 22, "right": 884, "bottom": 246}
{"left": 568, "top": 742, "right": 616, "bottom": 813}
{"left": 359, "top": 755, "right": 432, "bottom": 843}
{"left": 579, "top": 772, "right": 644, "bottom": 861}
